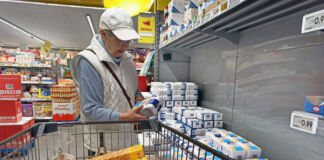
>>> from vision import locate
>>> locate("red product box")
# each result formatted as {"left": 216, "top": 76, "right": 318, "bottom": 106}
{"left": 0, "top": 99, "right": 23, "bottom": 123}
{"left": 53, "top": 100, "right": 79, "bottom": 121}
{"left": 0, "top": 117, "right": 34, "bottom": 148}
{"left": 0, "top": 75, "right": 22, "bottom": 98}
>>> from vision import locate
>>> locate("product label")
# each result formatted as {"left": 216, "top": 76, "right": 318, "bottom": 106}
{"left": 302, "top": 9, "right": 324, "bottom": 33}
{"left": 290, "top": 112, "right": 318, "bottom": 134}
{"left": 313, "top": 106, "right": 320, "bottom": 112}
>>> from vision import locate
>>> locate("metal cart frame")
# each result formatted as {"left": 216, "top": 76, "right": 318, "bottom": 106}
{"left": 0, "top": 120, "right": 233, "bottom": 160}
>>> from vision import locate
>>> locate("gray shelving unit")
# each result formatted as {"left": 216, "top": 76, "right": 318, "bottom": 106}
{"left": 154, "top": 0, "right": 324, "bottom": 159}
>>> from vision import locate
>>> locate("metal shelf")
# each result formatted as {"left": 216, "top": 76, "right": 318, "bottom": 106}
{"left": 21, "top": 81, "right": 54, "bottom": 85}
{"left": 159, "top": 0, "right": 323, "bottom": 49}
{"left": 0, "top": 63, "right": 52, "bottom": 68}
{"left": 21, "top": 98, "right": 52, "bottom": 102}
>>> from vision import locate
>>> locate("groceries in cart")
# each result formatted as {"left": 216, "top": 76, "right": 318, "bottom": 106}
{"left": 89, "top": 144, "right": 146, "bottom": 160}
{"left": 134, "top": 97, "right": 161, "bottom": 117}
{"left": 51, "top": 149, "right": 76, "bottom": 160}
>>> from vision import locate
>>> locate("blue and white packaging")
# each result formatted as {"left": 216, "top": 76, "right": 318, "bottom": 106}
{"left": 237, "top": 141, "right": 262, "bottom": 159}
{"left": 166, "top": 101, "right": 174, "bottom": 107}
{"left": 189, "top": 101, "right": 197, "bottom": 106}
{"left": 174, "top": 100, "right": 183, "bottom": 106}
{"left": 160, "top": 101, "right": 166, "bottom": 108}
{"left": 176, "top": 113, "right": 181, "bottom": 120}
{"left": 170, "top": 82, "right": 186, "bottom": 90}
{"left": 186, "top": 82, "right": 199, "bottom": 90}
{"left": 159, "top": 94, "right": 172, "bottom": 101}
{"left": 183, "top": 110, "right": 197, "bottom": 119}
{"left": 160, "top": 107, "right": 170, "bottom": 113}
{"left": 151, "top": 88, "right": 172, "bottom": 95}
{"left": 168, "top": 0, "right": 188, "bottom": 13}
{"left": 151, "top": 82, "right": 171, "bottom": 89}
{"left": 213, "top": 112, "right": 223, "bottom": 121}
{"left": 172, "top": 106, "right": 187, "bottom": 114}
{"left": 186, "top": 89, "right": 199, "bottom": 95}
{"left": 172, "top": 89, "right": 186, "bottom": 95}
{"left": 182, "top": 101, "right": 190, "bottom": 107}
{"left": 134, "top": 97, "right": 161, "bottom": 116}
{"left": 185, "top": 94, "right": 198, "bottom": 101}
{"left": 185, "top": 125, "right": 205, "bottom": 137}
{"left": 195, "top": 110, "right": 213, "bottom": 121}
{"left": 173, "top": 95, "right": 185, "bottom": 101}
{"left": 165, "top": 112, "right": 176, "bottom": 120}
{"left": 203, "top": 120, "right": 214, "bottom": 128}
{"left": 181, "top": 116, "right": 187, "bottom": 124}
{"left": 222, "top": 143, "right": 247, "bottom": 160}
{"left": 159, "top": 112, "right": 166, "bottom": 121}
{"left": 187, "top": 119, "right": 202, "bottom": 129}
{"left": 214, "top": 121, "right": 223, "bottom": 128}
{"left": 167, "top": 107, "right": 173, "bottom": 112}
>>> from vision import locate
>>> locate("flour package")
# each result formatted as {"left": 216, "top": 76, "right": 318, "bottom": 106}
{"left": 186, "top": 119, "right": 202, "bottom": 129}
{"left": 183, "top": 109, "right": 197, "bottom": 119}
{"left": 135, "top": 97, "right": 161, "bottom": 117}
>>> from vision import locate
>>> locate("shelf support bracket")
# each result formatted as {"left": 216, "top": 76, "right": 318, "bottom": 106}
{"left": 194, "top": 29, "right": 239, "bottom": 45}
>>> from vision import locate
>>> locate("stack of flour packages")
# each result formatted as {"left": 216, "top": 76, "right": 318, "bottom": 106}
{"left": 150, "top": 82, "right": 223, "bottom": 136}
{"left": 137, "top": 82, "right": 266, "bottom": 160}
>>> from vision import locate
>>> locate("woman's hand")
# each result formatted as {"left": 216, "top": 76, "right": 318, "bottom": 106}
{"left": 119, "top": 105, "right": 149, "bottom": 120}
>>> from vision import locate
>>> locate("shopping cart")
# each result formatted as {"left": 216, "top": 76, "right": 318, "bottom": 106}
{"left": 0, "top": 120, "right": 233, "bottom": 160}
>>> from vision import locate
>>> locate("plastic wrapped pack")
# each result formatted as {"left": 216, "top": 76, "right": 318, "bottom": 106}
{"left": 187, "top": 119, "right": 202, "bottom": 129}
{"left": 183, "top": 109, "right": 197, "bottom": 119}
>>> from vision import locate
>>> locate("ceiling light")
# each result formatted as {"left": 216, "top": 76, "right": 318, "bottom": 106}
{"left": 103, "top": 0, "right": 154, "bottom": 17}
{"left": 86, "top": 15, "right": 96, "bottom": 36}
{"left": 0, "top": 18, "right": 45, "bottom": 44}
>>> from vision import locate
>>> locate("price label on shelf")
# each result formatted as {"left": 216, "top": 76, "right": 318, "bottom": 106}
{"left": 302, "top": 9, "right": 324, "bottom": 33}
{"left": 290, "top": 111, "right": 319, "bottom": 134}
{"left": 18, "top": 64, "right": 22, "bottom": 67}
{"left": 24, "top": 64, "right": 28, "bottom": 67}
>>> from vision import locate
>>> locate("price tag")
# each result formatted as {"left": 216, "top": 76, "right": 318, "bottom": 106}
{"left": 18, "top": 64, "right": 22, "bottom": 67}
{"left": 24, "top": 64, "right": 28, "bottom": 67}
{"left": 290, "top": 111, "right": 319, "bottom": 134}
{"left": 302, "top": 9, "right": 324, "bottom": 33}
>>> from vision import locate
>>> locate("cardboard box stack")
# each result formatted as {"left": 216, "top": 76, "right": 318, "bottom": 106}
{"left": 197, "top": 0, "right": 229, "bottom": 19}
{"left": 151, "top": 82, "right": 223, "bottom": 137}
{"left": 184, "top": 0, "right": 199, "bottom": 25}
{"left": 51, "top": 79, "right": 80, "bottom": 121}
{"left": 205, "top": 128, "right": 263, "bottom": 159}
{"left": 0, "top": 75, "right": 34, "bottom": 149}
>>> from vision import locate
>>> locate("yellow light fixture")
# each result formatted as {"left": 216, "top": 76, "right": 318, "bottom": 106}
{"left": 103, "top": 0, "right": 154, "bottom": 17}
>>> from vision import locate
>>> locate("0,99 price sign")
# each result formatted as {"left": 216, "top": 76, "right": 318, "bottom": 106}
{"left": 302, "top": 9, "right": 324, "bottom": 33}
{"left": 290, "top": 111, "right": 319, "bottom": 134}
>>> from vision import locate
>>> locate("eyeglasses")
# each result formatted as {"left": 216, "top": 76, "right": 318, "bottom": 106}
{"left": 107, "top": 30, "right": 134, "bottom": 45}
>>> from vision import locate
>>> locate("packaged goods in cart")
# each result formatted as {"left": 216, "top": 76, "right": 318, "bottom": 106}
{"left": 89, "top": 145, "right": 145, "bottom": 160}
{"left": 51, "top": 153, "right": 76, "bottom": 160}
{"left": 134, "top": 97, "right": 161, "bottom": 117}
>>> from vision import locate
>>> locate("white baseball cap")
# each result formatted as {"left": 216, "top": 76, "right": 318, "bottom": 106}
{"left": 99, "top": 7, "right": 140, "bottom": 41}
